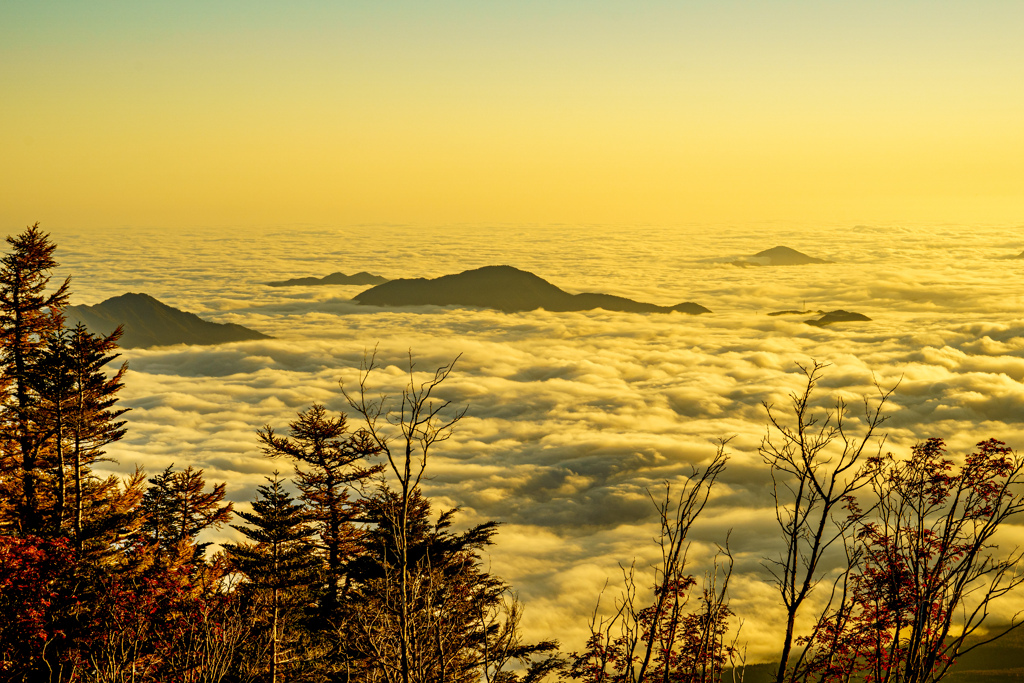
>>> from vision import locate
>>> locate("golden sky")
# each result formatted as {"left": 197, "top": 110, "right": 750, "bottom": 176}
{"left": 3, "top": 1, "right": 1023, "bottom": 229}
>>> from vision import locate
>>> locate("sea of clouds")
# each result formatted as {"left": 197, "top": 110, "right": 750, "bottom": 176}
{"left": 45, "top": 222, "right": 1024, "bottom": 660}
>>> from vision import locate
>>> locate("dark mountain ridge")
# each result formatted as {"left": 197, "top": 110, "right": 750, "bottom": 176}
{"left": 767, "top": 309, "right": 825, "bottom": 317}
{"left": 66, "top": 293, "right": 271, "bottom": 348}
{"left": 353, "top": 265, "right": 709, "bottom": 314}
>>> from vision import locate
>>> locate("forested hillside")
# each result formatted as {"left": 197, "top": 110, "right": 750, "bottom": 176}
{"left": 3, "top": 224, "right": 1024, "bottom": 683}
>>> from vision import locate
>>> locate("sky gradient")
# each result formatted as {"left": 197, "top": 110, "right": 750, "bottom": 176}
{"left": 3, "top": 1, "right": 1023, "bottom": 229}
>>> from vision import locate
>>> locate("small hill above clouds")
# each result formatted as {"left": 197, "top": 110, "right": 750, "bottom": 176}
{"left": 265, "top": 271, "right": 388, "bottom": 287}
{"left": 353, "top": 265, "right": 710, "bottom": 314}
{"left": 805, "top": 310, "right": 871, "bottom": 327}
{"left": 767, "top": 309, "right": 825, "bottom": 317}
{"left": 732, "top": 246, "right": 831, "bottom": 266}
{"left": 65, "top": 293, "right": 271, "bottom": 348}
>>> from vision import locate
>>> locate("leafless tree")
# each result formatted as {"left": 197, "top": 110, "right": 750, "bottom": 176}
{"left": 760, "top": 361, "right": 895, "bottom": 683}
{"left": 478, "top": 590, "right": 563, "bottom": 683}
{"left": 567, "top": 446, "right": 736, "bottom": 682}
{"left": 342, "top": 350, "right": 466, "bottom": 683}
{"left": 162, "top": 577, "right": 258, "bottom": 683}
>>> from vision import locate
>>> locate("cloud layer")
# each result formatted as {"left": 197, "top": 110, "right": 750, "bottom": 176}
{"left": 46, "top": 222, "right": 1024, "bottom": 660}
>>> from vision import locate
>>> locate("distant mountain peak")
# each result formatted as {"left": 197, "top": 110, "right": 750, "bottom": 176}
{"left": 103, "top": 292, "right": 168, "bottom": 307}
{"left": 353, "top": 265, "right": 709, "bottom": 314}
{"left": 732, "top": 246, "right": 831, "bottom": 266}
{"left": 65, "top": 293, "right": 271, "bottom": 348}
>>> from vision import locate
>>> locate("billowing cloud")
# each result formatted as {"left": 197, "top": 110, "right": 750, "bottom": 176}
{"left": 47, "top": 223, "right": 1024, "bottom": 662}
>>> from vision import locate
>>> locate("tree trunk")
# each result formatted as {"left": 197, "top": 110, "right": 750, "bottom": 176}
{"left": 54, "top": 410, "right": 65, "bottom": 536}
{"left": 13, "top": 296, "right": 39, "bottom": 533}
{"left": 326, "top": 467, "right": 341, "bottom": 612}
{"left": 74, "top": 429, "right": 83, "bottom": 552}
{"left": 775, "top": 612, "right": 796, "bottom": 683}
{"left": 399, "top": 461, "right": 411, "bottom": 683}
{"left": 272, "top": 586, "right": 279, "bottom": 683}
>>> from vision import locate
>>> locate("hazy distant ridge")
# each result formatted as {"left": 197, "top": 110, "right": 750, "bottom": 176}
{"left": 353, "top": 265, "right": 710, "bottom": 314}
{"left": 66, "top": 293, "right": 271, "bottom": 348}
{"left": 266, "top": 271, "right": 389, "bottom": 287}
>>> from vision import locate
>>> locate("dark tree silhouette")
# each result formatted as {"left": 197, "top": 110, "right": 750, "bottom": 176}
{"left": 760, "top": 361, "right": 894, "bottom": 683}
{"left": 564, "top": 448, "right": 736, "bottom": 683}
{"left": 258, "top": 403, "right": 382, "bottom": 614}
{"left": 343, "top": 351, "right": 466, "bottom": 683}
{"left": 343, "top": 489, "right": 559, "bottom": 683}
{"left": 0, "top": 223, "right": 71, "bottom": 534}
{"left": 226, "top": 473, "right": 321, "bottom": 683}
{"left": 140, "top": 465, "right": 233, "bottom": 565}
{"left": 31, "top": 323, "right": 127, "bottom": 548}
{"left": 27, "top": 325, "right": 73, "bottom": 536}
{"left": 64, "top": 323, "right": 128, "bottom": 550}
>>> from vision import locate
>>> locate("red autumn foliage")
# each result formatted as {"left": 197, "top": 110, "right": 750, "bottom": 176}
{"left": 0, "top": 535, "right": 83, "bottom": 681}
{"left": 796, "top": 438, "right": 1024, "bottom": 683}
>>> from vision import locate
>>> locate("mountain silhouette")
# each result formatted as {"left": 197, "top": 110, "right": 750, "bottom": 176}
{"left": 65, "top": 293, "right": 271, "bottom": 348}
{"left": 732, "top": 246, "right": 831, "bottom": 266}
{"left": 353, "top": 265, "right": 709, "bottom": 314}
{"left": 266, "top": 271, "right": 388, "bottom": 287}
{"left": 805, "top": 310, "right": 871, "bottom": 327}
{"left": 767, "top": 309, "right": 825, "bottom": 317}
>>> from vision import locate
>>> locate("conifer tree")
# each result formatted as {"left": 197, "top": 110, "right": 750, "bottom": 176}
{"left": 141, "top": 465, "right": 233, "bottom": 565}
{"left": 28, "top": 324, "right": 72, "bottom": 536}
{"left": 344, "top": 489, "right": 559, "bottom": 682}
{"left": 78, "top": 469, "right": 148, "bottom": 562}
{"left": 31, "top": 323, "right": 128, "bottom": 545}
{"left": 226, "top": 473, "right": 320, "bottom": 683}
{"left": 68, "top": 323, "right": 128, "bottom": 546}
{"left": 0, "top": 223, "right": 71, "bottom": 534}
{"left": 258, "top": 403, "right": 382, "bottom": 613}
